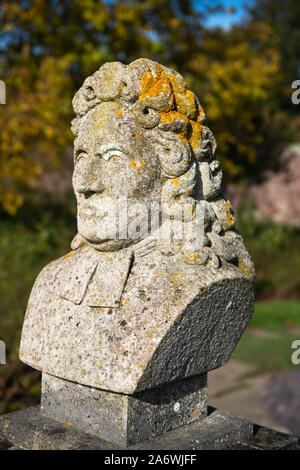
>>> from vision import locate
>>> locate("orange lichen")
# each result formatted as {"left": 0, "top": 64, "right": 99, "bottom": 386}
{"left": 159, "top": 110, "right": 182, "bottom": 125}
{"left": 139, "top": 64, "right": 172, "bottom": 107}
{"left": 64, "top": 251, "right": 75, "bottom": 260}
{"left": 175, "top": 89, "right": 197, "bottom": 118}
{"left": 165, "top": 72, "right": 185, "bottom": 93}
{"left": 198, "top": 105, "right": 205, "bottom": 120}
{"left": 188, "top": 120, "right": 203, "bottom": 149}
{"left": 130, "top": 158, "right": 143, "bottom": 169}
{"left": 224, "top": 201, "right": 236, "bottom": 225}
{"left": 138, "top": 62, "right": 204, "bottom": 152}
{"left": 115, "top": 109, "right": 122, "bottom": 115}
{"left": 164, "top": 70, "right": 197, "bottom": 118}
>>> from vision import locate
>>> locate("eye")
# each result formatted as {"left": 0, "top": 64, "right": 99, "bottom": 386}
{"left": 76, "top": 151, "right": 88, "bottom": 162}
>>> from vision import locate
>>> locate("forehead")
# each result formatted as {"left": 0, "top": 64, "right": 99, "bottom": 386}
{"left": 74, "top": 103, "right": 153, "bottom": 164}
{"left": 75, "top": 102, "right": 124, "bottom": 147}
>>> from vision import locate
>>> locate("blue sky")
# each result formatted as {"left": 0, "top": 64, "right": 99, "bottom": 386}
{"left": 105, "top": 1, "right": 254, "bottom": 30}
{"left": 193, "top": 0, "right": 253, "bottom": 30}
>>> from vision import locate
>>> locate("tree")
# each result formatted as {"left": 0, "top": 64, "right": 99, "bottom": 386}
{"left": 0, "top": 0, "right": 205, "bottom": 213}
{"left": 0, "top": 0, "right": 290, "bottom": 212}
{"left": 191, "top": 20, "right": 288, "bottom": 184}
{"left": 247, "top": 0, "right": 300, "bottom": 94}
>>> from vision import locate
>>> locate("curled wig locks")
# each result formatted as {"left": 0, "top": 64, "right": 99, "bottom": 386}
{"left": 71, "top": 59, "right": 221, "bottom": 265}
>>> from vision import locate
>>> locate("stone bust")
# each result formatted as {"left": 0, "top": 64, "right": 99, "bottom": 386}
{"left": 20, "top": 59, "right": 255, "bottom": 395}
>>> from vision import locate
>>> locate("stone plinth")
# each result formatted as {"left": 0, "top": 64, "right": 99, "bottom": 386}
{"left": 2, "top": 405, "right": 300, "bottom": 450}
{"left": 0, "top": 406, "right": 259, "bottom": 450}
{"left": 41, "top": 372, "right": 207, "bottom": 446}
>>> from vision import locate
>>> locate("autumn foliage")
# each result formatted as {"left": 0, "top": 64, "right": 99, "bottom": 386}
{"left": 0, "top": 0, "right": 295, "bottom": 213}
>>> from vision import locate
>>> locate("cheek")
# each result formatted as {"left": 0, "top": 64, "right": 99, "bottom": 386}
{"left": 99, "top": 159, "right": 132, "bottom": 196}
{"left": 105, "top": 164, "right": 160, "bottom": 199}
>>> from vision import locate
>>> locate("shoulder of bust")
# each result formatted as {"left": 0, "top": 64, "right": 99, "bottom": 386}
{"left": 32, "top": 247, "right": 90, "bottom": 289}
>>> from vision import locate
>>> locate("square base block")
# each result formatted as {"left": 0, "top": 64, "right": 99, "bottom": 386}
{"left": 0, "top": 405, "right": 259, "bottom": 450}
{"left": 41, "top": 372, "right": 207, "bottom": 446}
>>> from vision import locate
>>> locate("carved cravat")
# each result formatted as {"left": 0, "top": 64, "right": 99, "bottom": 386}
{"left": 59, "top": 237, "right": 157, "bottom": 307}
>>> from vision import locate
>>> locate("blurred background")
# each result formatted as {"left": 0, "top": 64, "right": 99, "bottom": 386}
{"left": 0, "top": 0, "right": 299, "bottom": 436}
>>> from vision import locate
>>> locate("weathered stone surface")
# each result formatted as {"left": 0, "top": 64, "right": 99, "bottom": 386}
{"left": 0, "top": 406, "right": 256, "bottom": 450}
{"left": 233, "top": 426, "right": 300, "bottom": 450}
{"left": 20, "top": 247, "right": 253, "bottom": 393}
{"left": 19, "top": 58, "right": 255, "bottom": 397}
{"left": 41, "top": 372, "right": 207, "bottom": 446}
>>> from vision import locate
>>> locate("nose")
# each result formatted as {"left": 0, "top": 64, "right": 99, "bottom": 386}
{"left": 73, "top": 155, "right": 105, "bottom": 196}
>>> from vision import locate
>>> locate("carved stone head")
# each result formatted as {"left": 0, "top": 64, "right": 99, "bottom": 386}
{"left": 71, "top": 61, "right": 210, "bottom": 252}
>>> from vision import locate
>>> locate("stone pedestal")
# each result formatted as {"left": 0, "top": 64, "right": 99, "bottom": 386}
{"left": 0, "top": 405, "right": 260, "bottom": 450}
{"left": 41, "top": 372, "right": 207, "bottom": 446}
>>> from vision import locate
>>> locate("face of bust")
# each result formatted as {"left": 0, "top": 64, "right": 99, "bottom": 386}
{"left": 72, "top": 102, "right": 161, "bottom": 251}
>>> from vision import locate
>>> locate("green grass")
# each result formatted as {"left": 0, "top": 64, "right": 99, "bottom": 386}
{"left": 251, "top": 300, "right": 300, "bottom": 331}
{"left": 237, "top": 207, "right": 300, "bottom": 299}
{"left": 233, "top": 330, "right": 299, "bottom": 371}
{"left": 233, "top": 300, "right": 300, "bottom": 371}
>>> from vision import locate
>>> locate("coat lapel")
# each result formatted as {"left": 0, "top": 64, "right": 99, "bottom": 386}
{"left": 59, "top": 246, "right": 133, "bottom": 307}
{"left": 59, "top": 248, "right": 98, "bottom": 305}
{"left": 85, "top": 251, "right": 133, "bottom": 307}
